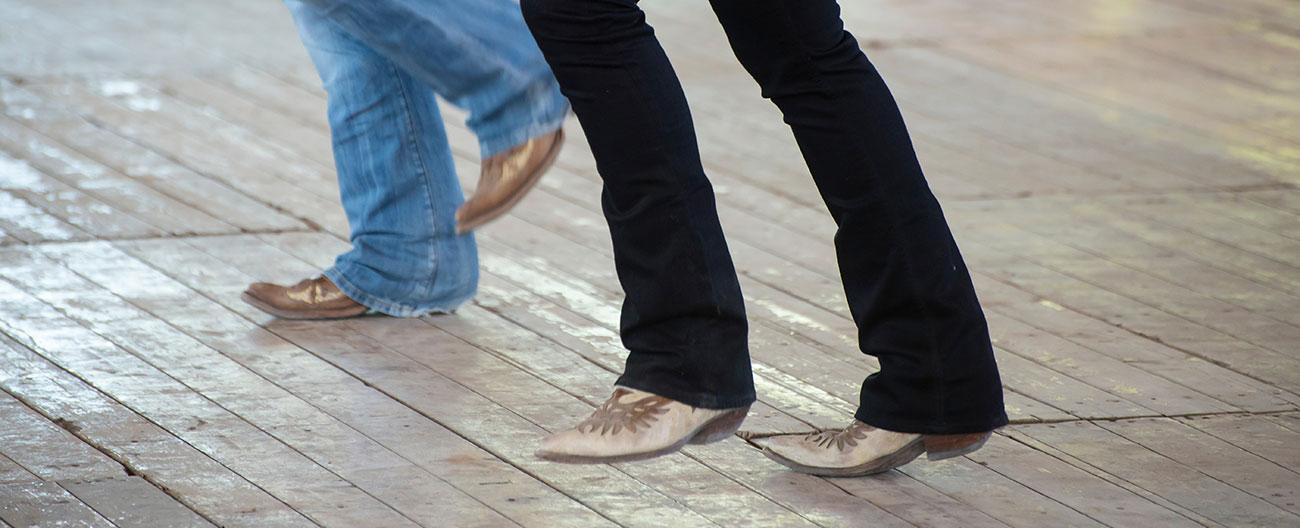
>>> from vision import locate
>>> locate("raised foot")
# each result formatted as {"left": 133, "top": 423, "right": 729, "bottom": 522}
{"left": 456, "top": 129, "right": 564, "bottom": 234}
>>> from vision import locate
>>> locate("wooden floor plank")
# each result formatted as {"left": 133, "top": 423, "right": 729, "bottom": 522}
{"left": 1062, "top": 198, "right": 1300, "bottom": 297}
{"left": 1272, "top": 412, "right": 1300, "bottom": 435}
{"left": 11, "top": 243, "right": 584, "bottom": 528}
{"left": 213, "top": 65, "right": 330, "bottom": 132}
{"left": 972, "top": 255, "right": 1300, "bottom": 396}
{"left": 896, "top": 455, "right": 1105, "bottom": 528}
{"left": 948, "top": 30, "right": 1298, "bottom": 150}
{"left": 0, "top": 189, "right": 90, "bottom": 244}
{"left": 0, "top": 480, "right": 115, "bottom": 528}
{"left": 0, "top": 149, "right": 162, "bottom": 240}
{"left": 0, "top": 263, "right": 421, "bottom": 528}
{"left": 61, "top": 80, "right": 337, "bottom": 196}
{"left": 977, "top": 195, "right": 1300, "bottom": 313}
{"left": 960, "top": 434, "right": 1201, "bottom": 527}
{"left": 0, "top": 337, "right": 314, "bottom": 527}
{"left": 1001, "top": 428, "right": 1221, "bottom": 526}
{"left": 0, "top": 105, "right": 307, "bottom": 234}
{"left": 1018, "top": 421, "right": 1300, "bottom": 527}
{"left": 0, "top": 116, "right": 237, "bottom": 237}
{"left": 955, "top": 195, "right": 1300, "bottom": 322}
{"left": 1179, "top": 413, "right": 1300, "bottom": 475}
{"left": 1098, "top": 417, "right": 1300, "bottom": 516}
{"left": 0, "top": 392, "right": 123, "bottom": 482}
{"left": 973, "top": 276, "right": 1300, "bottom": 411}
{"left": 885, "top": 46, "right": 1288, "bottom": 189}
{"left": 6, "top": 83, "right": 348, "bottom": 237}
{"left": 158, "top": 76, "right": 335, "bottom": 170}
{"left": 61, "top": 476, "right": 215, "bottom": 528}
{"left": 0, "top": 454, "right": 36, "bottom": 485}
{"left": 1191, "top": 191, "right": 1300, "bottom": 238}
{"left": 1110, "top": 194, "right": 1300, "bottom": 271}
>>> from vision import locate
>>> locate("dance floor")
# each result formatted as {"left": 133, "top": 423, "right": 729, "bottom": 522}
{"left": 1, "top": 0, "right": 1298, "bottom": 526}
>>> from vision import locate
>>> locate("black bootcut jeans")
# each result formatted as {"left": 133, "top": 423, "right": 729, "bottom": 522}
{"left": 523, "top": 0, "right": 1009, "bottom": 434}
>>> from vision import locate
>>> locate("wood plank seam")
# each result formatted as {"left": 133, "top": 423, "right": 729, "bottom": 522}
{"left": 0, "top": 334, "right": 277, "bottom": 528}
{"left": 0, "top": 276, "right": 431, "bottom": 528}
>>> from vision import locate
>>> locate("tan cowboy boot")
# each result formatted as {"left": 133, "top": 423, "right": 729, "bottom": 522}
{"left": 455, "top": 129, "right": 564, "bottom": 234}
{"left": 536, "top": 387, "right": 750, "bottom": 464}
{"left": 759, "top": 420, "right": 992, "bottom": 477}
{"left": 240, "top": 276, "right": 368, "bottom": 320}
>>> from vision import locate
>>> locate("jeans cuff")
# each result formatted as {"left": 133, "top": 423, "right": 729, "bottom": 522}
{"left": 477, "top": 99, "right": 569, "bottom": 158}
{"left": 614, "top": 375, "right": 757, "bottom": 410}
{"left": 323, "top": 266, "right": 472, "bottom": 318}
{"left": 854, "top": 407, "right": 1010, "bottom": 435}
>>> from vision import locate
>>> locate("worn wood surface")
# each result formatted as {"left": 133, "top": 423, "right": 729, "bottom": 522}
{"left": 1, "top": 0, "right": 1297, "bottom": 526}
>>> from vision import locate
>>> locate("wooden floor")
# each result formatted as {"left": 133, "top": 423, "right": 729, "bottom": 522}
{"left": 2, "top": 0, "right": 1298, "bottom": 526}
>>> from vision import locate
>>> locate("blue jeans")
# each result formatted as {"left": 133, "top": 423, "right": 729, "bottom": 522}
{"left": 285, "top": 0, "right": 568, "bottom": 316}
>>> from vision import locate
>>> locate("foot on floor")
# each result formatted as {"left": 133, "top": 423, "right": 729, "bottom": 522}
{"left": 241, "top": 275, "right": 369, "bottom": 320}
{"left": 536, "top": 386, "right": 749, "bottom": 464}
{"left": 759, "top": 420, "right": 992, "bottom": 477}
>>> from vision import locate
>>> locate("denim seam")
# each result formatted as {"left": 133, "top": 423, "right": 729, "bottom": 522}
{"left": 771, "top": 3, "right": 949, "bottom": 427}
{"left": 388, "top": 61, "right": 441, "bottom": 295}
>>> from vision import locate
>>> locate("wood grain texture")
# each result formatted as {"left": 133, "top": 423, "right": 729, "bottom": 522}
{"left": 2, "top": 0, "right": 1298, "bottom": 525}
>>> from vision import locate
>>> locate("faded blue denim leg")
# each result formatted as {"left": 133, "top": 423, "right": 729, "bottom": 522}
{"left": 296, "top": 0, "right": 570, "bottom": 157}
{"left": 284, "top": 0, "right": 568, "bottom": 316}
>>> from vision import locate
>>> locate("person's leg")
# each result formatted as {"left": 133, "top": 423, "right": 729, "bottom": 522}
{"left": 274, "top": 0, "right": 476, "bottom": 316}
{"left": 523, "top": 0, "right": 753, "bottom": 410}
{"left": 522, "top": 0, "right": 753, "bottom": 463}
{"left": 707, "top": 0, "right": 1007, "bottom": 435}
{"left": 300, "top": 0, "right": 569, "bottom": 233}
{"left": 299, "top": 0, "right": 568, "bottom": 158}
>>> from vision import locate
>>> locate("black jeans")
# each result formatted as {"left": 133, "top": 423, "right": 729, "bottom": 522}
{"left": 522, "top": 0, "right": 1008, "bottom": 433}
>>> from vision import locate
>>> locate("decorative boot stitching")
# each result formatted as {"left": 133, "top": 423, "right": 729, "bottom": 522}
{"left": 807, "top": 421, "right": 873, "bottom": 451}
{"left": 577, "top": 389, "right": 673, "bottom": 436}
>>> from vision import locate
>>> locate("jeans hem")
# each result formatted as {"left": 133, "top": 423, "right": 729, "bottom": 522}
{"left": 614, "top": 376, "right": 756, "bottom": 410}
{"left": 854, "top": 407, "right": 1009, "bottom": 435}
{"left": 477, "top": 103, "right": 569, "bottom": 158}
{"left": 324, "top": 266, "right": 473, "bottom": 318}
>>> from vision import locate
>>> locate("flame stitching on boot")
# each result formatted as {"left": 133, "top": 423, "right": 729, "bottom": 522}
{"left": 807, "top": 421, "right": 873, "bottom": 451}
{"left": 577, "top": 389, "right": 672, "bottom": 436}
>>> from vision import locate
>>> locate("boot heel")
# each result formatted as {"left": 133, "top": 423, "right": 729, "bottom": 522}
{"left": 923, "top": 432, "right": 992, "bottom": 461}
{"left": 689, "top": 407, "right": 750, "bottom": 445}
